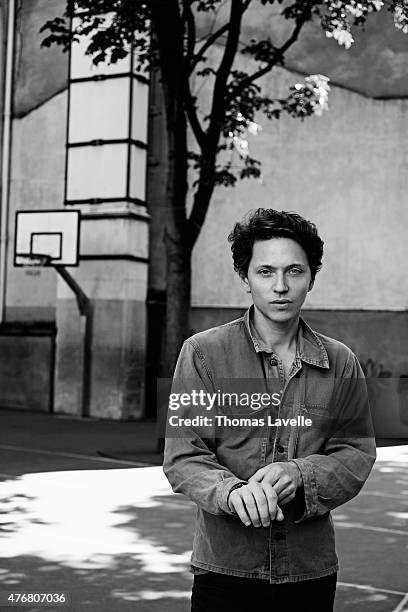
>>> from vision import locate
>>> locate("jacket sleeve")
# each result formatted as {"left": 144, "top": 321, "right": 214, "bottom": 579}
{"left": 163, "top": 339, "right": 246, "bottom": 515}
{"left": 292, "top": 351, "right": 377, "bottom": 523}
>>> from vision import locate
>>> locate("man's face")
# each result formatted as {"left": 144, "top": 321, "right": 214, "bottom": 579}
{"left": 244, "top": 237, "right": 313, "bottom": 325}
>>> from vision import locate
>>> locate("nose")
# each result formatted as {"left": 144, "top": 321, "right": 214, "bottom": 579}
{"left": 273, "top": 271, "right": 288, "bottom": 294}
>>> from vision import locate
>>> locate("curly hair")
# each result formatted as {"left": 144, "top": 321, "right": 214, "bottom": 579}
{"left": 228, "top": 208, "right": 324, "bottom": 281}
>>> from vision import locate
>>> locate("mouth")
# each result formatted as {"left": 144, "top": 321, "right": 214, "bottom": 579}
{"left": 270, "top": 300, "right": 292, "bottom": 304}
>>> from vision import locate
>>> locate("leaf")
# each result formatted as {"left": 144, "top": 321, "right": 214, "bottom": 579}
{"left": 187, "top": 151, "right": 202, "bottom": 170}
{"left": 196, "top": 66, "right": 217, "bottom": 77}
{"left": 239, "top": 156, "right": 262, "bottom": 180}
{"left": 214, "top": 164, "right": 238, "bottom": 187}
{"left": 40, "top": 0, "right": 151, "bottom": 69}
{"left": 195, "top": 0, "right": 223, "bottom": 12}
{"left": 241, "top": 38, "right": 279, "bottom": 63}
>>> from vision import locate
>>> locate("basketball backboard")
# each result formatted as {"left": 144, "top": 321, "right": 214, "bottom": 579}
{"left": 14, "top": 210, "right": 80, "bottom": 267}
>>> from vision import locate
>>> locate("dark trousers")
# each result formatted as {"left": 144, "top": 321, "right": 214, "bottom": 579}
{"left": 191, "top": 571, "right": 337, "bottom": 612}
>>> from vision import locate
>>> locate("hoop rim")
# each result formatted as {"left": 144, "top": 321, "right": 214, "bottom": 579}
{"left": 15, "top": 253, "right": 53, "bottom": 267}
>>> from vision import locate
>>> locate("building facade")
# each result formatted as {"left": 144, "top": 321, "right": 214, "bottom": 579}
{"left": 0, "top": 0, "right": 407, "bottom": 435}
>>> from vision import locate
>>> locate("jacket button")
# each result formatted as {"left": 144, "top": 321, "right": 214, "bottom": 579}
{"left": 275, "top": 532, "right": 285, "bottom": 541}
{"left": 277, "top": 445, "right": 285, "bottom": 454}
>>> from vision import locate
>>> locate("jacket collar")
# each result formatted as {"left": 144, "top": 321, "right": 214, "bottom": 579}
{"left": 243, "top": 305, "right": 329, "bottom": 369}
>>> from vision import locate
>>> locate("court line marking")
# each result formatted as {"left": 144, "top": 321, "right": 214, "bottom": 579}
{"left": 0, "top": 443, "right": 150, "bottom": 467}
{"left": 338, "top": 582, "right": 407, "bottom": 597}
{"left": 392, "top": 593, "right": 408, "bottom": 612}
{"left": 334, "top": 521, "right": 408, "bottom": 536}
{"left": 360, "top": 491, "right": 408, "bottom": 500}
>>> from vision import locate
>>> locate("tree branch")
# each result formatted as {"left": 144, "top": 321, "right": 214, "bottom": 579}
{"left": 228, "top": 1, "right": 313, "bottom": 100}
{"left": 184, "top": 84, "right": 206, "bottom": 149}
{"left": 186, "top": 0, "right": 248, "bottom": 248}
{"left": 180, "top": 2, "right": 206, "bottom": 148}
{"left": 207, "top": 0, "right": 245, "bottom": 147}
{"left": 182, "top": 0, "right": 196, "bottom": 67}
{"left": 188, "top": 0, "right": 252, "bottom": 73}
{"left": 189, "top": 21, "right": 230, "bottom": 73}
{"left": 278, "top": 6, "right": 311, "bottom": 55}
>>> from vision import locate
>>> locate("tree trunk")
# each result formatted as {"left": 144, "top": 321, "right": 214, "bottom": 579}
{"left": 145, "top": 65, "right": 167, "bottom": 418}
{"left": 187, "top": 154, "right": 217, "bottom": 250}
{"left": 150, "top": 0, "right": 190, "bottom": 378}
{"left": 164, "top": 236, "right": 191, "bottom": 376}
{"left": 161, "top": 106, "right": 190, "bottom": 376}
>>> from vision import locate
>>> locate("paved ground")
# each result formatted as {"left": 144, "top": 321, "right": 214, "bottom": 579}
{"left": 0, "top": 409, "right": 407, "bottom": 611}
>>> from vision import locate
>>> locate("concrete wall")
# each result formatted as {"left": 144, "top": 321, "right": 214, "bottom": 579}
{"left": 1, "top": 0, "right": 149, "bottom": 419}
{"left": 191, "top": 64, "right": 408, "bottom": 311}
{"left": 0, "top": 0, "right": 68, "bottom": 412}
{"left": 187, "top": 47, "right": 408, "bottom": 438}
{"left": 0, "top": 324, "right": 55, "bottom": 412}
{"left": 197, "top": 3, "right": 408, "bottom": 98}
{"left": 2, "top": 2, "right": 407, "bottom": 425}
{"left": 6, "top": 91, "right": 67, "bottom": 321}
{"left": 5, "top": 0, "right": 69, "bottom": 321}
{"left": 55, "top": 256, "right": 148, "bottom": 420}
{"left": 14, "top": 0, "right": 68, "bottom": 117}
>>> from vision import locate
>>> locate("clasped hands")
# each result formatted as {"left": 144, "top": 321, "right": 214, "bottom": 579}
{"left": 228, "top": 461, "right": 302, "bottom": 528}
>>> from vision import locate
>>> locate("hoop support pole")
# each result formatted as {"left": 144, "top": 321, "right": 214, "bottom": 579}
{"left": 54, "top": 265, "right": 92, "bottom": 418}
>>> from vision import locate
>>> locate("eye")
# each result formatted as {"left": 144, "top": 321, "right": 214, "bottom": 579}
{"left": 289, "top": 268, "right": 303, "bottom": 275}
{"left": 258, "top": 269, "right": 272, "bottom": 277}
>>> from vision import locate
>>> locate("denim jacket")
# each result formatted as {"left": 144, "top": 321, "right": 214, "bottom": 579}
{"left": 163, "top": 307, "right": 376, "bottom": 583}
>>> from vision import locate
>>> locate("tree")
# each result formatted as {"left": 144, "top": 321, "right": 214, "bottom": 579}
{"left": 41, "top": 0, "right": 408, "bottom": 383}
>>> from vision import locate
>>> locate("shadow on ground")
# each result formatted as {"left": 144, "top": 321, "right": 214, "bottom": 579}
{"left": 0, "top": 470, "right": 194, "bottom": 611}
{"left": 0, "top": 450, "right": 407, "bottom": 612}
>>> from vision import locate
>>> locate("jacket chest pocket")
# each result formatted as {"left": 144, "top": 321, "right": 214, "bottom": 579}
{"left": 301, "top": 376, "right": 335, "bottom": 413}
{"left": 299, "top": 402, "right": 337, "bottom": 446}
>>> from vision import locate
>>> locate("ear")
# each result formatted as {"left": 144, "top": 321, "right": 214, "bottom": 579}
{"left": 241, "top": 275, "right": 251, "bottom": 293}
{"left": 308, "top": 278, "right": 314, "bottom": 292}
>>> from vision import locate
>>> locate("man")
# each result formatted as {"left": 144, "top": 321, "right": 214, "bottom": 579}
{"left": 163, "top": 209, "right": 376, "bottom": 612}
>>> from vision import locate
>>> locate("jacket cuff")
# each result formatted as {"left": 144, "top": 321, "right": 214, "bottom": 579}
{"left": 291, "top": 458, "right": 318, "bottom": 523}
{"left": 216, "top": 477, "right": 248, "bottom": 515}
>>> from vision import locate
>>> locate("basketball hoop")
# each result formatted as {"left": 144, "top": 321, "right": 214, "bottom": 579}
{"left": 13, "top": 208, "right": 90, "bottom": 416}
{"left": 15, "top": 254, "right": 52, "bottom": 267}
{"left": 14, "top": 209, "right": 80, "bottom": 267}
